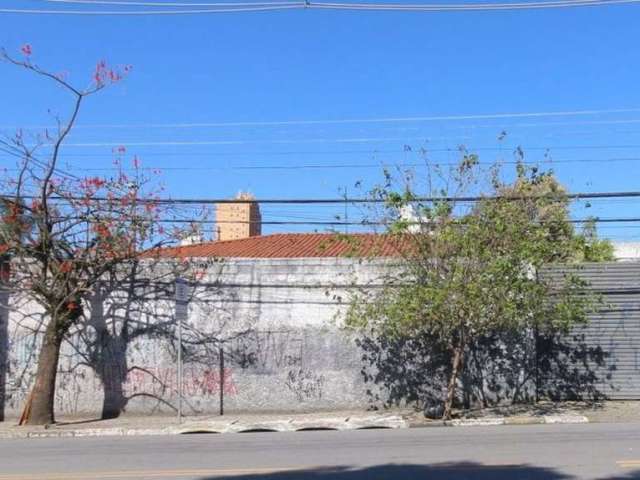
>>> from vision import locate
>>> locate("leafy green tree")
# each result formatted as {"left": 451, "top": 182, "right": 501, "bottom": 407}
{"left": 346, "top": 159, "right": 602, "bottom": 419}
{"left": 572, "top": 218, "right": 615, "bottom": 262}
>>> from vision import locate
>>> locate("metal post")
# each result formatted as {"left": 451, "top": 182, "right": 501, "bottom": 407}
{"left": 533, "top": 269, "right": 540, "bottom": 404}
{"left": 534, "top": 324, "right": 540, "bottom": 404}
{"left": 175, "top": 278, "right": 188, "bottom": 424}
{"left": 177, "top": 312, "right": 183, "bottom": 423}
{"left": 219, "top": 346, "right": 224, "bottom": 416}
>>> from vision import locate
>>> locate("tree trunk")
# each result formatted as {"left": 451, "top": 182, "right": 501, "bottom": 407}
{"left": 443, "top": 344, "right": 465, "bottom": 420}
{"left": 0, "top": 264, "right": 10, "bottom": 422}
{"left": 20, "top": 326, "right": 63, "bottom": 425}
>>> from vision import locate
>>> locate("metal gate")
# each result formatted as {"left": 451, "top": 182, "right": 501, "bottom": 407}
{"left": 541, "top": 262, "right": 640, "bottom": 400}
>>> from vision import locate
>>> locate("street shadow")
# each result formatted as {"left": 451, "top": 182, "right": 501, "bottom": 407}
{"left": 198, "top": 463, "right": 573, "bottom": 480}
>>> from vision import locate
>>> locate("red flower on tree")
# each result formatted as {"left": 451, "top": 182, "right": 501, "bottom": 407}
{"left": 0, "top": 45, "right": 188, "bottom": 427}
{"left": 59, "top": 261, "right": 73, "bottom": 273}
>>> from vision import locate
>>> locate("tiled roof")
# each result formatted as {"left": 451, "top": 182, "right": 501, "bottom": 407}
{"left": 148, "top": 233, "right": 405, "bottom": 259}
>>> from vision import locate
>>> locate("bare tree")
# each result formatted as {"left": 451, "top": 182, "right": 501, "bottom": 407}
{"left": 0, "top": 45, "right": 176, "bottom": 425}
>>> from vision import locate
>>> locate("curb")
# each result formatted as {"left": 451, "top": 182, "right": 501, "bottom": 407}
{"left": 542, "top": 414, "right": 590, "bottom": 424}
{"left": 0, "top": 414, "right": 590, "bottom": 439}
{"left": 411, "top": 414, "right": 589, "bottom": 428}
{"left": 446, "top": 414, "right": 589, "bottom": 427}
{"left": 0, "top": 415, "right": 409, "bottom": 439}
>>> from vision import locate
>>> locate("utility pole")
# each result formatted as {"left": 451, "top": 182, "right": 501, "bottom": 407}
{"left": 219, "top": 346, "right": 224, "bottom": 416}
{"left": 175, "top": 278, "right": 188, "bottom": 424}
{"left": 177, "top": 308, "right": 183, "bottom": 423}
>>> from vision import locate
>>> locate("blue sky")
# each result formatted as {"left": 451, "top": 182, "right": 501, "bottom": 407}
{"left": 1, "top": 2, "right": 640, "bottom": 239}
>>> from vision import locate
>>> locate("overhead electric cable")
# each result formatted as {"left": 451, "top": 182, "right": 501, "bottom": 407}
{"left": 2, "top": 156, "right": 639, "bottom": 173}
{"left": 9, "top": 190, "right": 640, "bottom": 205}
{"left": 5, "top": 108, "right": 640, "bottom": 129}
{"left": 26, "top": 139, "right": 640, "bottom": 149}
{"left": 313, "top": 0, "right": 640, "bottom": 10}
{"left": 0, "top": 4, "right": 303, "bottom": 14}
{"left": 42, "top": 0, "right": 300, "bottom": 5}
{"left": 5, "top": 0, "right": 640, "bottom": 14}
{"left": 148, "top": 216, "right": 640, "bottom": 225}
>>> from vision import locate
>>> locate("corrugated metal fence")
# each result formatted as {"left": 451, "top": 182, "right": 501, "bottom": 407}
{"left": 540, "top": 261, "right": 640, "bottom": 400}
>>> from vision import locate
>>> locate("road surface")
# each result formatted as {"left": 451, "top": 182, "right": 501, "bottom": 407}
{"left": 0, "top": 423, "right": 639, "bottom": 479}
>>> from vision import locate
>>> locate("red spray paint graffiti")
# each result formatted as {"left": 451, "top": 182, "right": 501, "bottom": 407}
{"left": 124, "top": 367, "right": 237, "bottom": 397}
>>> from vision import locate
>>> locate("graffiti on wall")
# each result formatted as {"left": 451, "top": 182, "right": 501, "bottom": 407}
{"left": 2, "top": 326, "right": 349, "bottom": 416}
{"left": 227, "top": 330, "right": 304, "bottom": 373}
{"left": 125, "top": 366, "right": 237, "bottom": 397}
{"left": 285, "top": 368, "right": 325, "bottom": 402}
{"left": 3, "top": 335, "right": 39, "bottom": 411}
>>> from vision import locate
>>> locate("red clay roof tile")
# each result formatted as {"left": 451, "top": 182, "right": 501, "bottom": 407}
{"left": 148, "top": 233, "right": 404, "bottom": 259}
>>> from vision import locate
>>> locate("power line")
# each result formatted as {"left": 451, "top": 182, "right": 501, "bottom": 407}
{"left": 435, "top": 117, "right": 640, "bottom": 130}
{"left": 27, "top": 139, "right": 640, "bottom": 149}
{"left": 10, "top": 190, "right": 640, "bottom": 205}
{"left": 3, "top": 156, "right": 636, "bottom": 172}
{"left": 1, "top": 149, "right": 636, "bottom": 159}
{"left": 0, "top": 4, "right": 303, "bottom": 14}
{"left": 4, "top": 0, "right": 640, "bottom": 14}
{"left": 0, "top": 144, "right": 80, "bottom": 181}
{"left": 150, "top": 216, "right": 640, "bottom": 225}
{"left": 314, "top": 0, "right": 640, "bottom": 10}
{"left": 6, "top": 108, "right": 640, "bottom": 130}
{"left": 5, "top": 147, "right": 640, "bottom": 163}
{"left": 42, "top": 0, "right": 300, "bottom": 5}
{"left": 2, "top": 157, "right": 639, "bottom": 174}
{"left": 37, "top": 213, "right": 640, "bottom": 226}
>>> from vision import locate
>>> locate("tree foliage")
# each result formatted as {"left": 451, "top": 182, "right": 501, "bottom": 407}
{"left": 345, "top": 159, "right": 610, "bottom": 419}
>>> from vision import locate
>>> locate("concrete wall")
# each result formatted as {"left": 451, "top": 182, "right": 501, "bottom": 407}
{"left": 613, "top": 242, "right": 640, "bottom": 262}
{"left": 1, "top": 258, "right": 391, "bottom": 418}
{"left": 4, "top": 256, "right": 629, "bottom": 419}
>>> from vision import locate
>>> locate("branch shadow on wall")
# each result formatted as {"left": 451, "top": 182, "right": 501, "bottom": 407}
{"left": 197, "top": 463, "right": 573, "bottom": 480}
{"left": 69, "top": 263, "right": 179, "bottom": 419}
{"left": 536, "top": 329, "right": 614, "bottom": 402}
{"left": 356, "top": 329, "right": 536, "bottom": 411}
{"left": 356, "top": 326, "right": 614, "bottom": 412}
{"left": 605, "top": 470, "right": 640, "bottom": 479}
{"left": 68, "top": 263, "right": 254, "bottom": 420}
{"left": 356, "top": 330, "right": 449, "bottom": 409}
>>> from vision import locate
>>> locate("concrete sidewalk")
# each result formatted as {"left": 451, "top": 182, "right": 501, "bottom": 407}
{"left": 407, "top": 401, "right": 590, "bottom": 428}
{"left": 454, "top": 400, "right": 640, "bottom": 425}
{"left": 0, "top": 402, "right": 610, "bottom": 439}
{"left": 0, "top": 410, "right": 412, "bottom": 439}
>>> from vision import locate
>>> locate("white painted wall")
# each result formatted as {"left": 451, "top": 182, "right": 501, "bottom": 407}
{"left": 613, "top": 242, "right": 640, "bottom": 261}
{"left": 1, "top": 257, "right": 393, "bottom": 418}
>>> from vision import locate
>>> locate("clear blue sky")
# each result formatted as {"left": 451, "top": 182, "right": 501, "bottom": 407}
{"left": 1, "top": 3, "right": 639, "bottom": 239}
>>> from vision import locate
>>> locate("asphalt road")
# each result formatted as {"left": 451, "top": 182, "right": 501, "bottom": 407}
{"left": 0, "top": 423, "right": 639, "bottom": 480}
